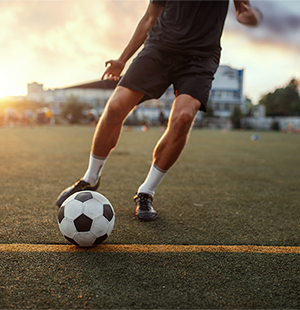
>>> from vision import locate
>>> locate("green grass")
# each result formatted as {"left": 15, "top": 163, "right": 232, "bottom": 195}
{"left": 0, "top": 126, "right": 299, "bottom": 309}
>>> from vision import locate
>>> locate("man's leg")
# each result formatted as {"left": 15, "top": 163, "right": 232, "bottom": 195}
{"left": 153, "top": 94, "right": 201, "bottom": 170}
{"left": 82, "top": 86, "right": 144, "bottom": 186}
{"left": 56, "top": 86, "right": 144, "bottom": 207}
{"left": 91, "top": 86, "right": 144, "bottom": 158}
{"left": 135, "top": 94, "right": 201, "bottom": 221}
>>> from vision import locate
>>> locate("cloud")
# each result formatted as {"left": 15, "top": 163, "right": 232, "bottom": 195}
{"left": 2, "top": 1, "right": 298, "bottom": 68}
{"left": 0, "top": 0, "right": 148, "bottom": 91}
{"left": 225, "top": 1, "right": 300, "bottom": 51}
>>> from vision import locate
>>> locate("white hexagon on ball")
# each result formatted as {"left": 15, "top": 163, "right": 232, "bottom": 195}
{"left": 59, "top": 217, "right": 77, "bottom": 239}
{"left": 82, "top": 199, "right": 103, "bottom": 219}
{"left": 90, "top": 217, "right": 110, "bottom": 237}
{"left": 73, "top": 232, "right": 96, "bottom": 246}
{"left": 63, "top": 199, "right": 83, "bottom": 220}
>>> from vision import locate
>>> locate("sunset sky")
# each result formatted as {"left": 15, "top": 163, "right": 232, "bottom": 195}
{"left": 0, "top": 0, "right": 299, "bottom": 104}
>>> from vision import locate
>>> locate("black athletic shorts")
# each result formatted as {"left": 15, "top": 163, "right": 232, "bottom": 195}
{"left": 118, "top": 47, "right": 220, "bottom": 112}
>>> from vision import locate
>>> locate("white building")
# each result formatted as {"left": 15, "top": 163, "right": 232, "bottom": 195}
{"left": 27, "top": 80, "right": 118, "bottom": 116}
{"left": 210, "top": 65, "right": 245, "bottom": 117}
{"left": 26, "top": 64, "right": 245, "bottom": 122}
{"left": 26, "top": 82, "right": 44, "bottom": 102}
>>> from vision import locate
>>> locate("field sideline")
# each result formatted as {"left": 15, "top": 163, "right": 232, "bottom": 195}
{"left": 0, "top": 126, "right": 299, "bottom": 309}
{"left": 1, "top": 243, "right": 300, "bottom": 254}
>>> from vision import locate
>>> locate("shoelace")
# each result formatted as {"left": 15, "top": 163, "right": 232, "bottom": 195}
{"left": 137, "top": 195, "right": 153, "bottom": 211}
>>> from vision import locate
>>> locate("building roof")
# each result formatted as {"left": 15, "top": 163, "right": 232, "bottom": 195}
{"left": 63, "top": 79, "right": 119, "bottom": 90}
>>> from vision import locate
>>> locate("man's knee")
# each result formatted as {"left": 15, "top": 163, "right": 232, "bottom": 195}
{"left": 176, "top": 109, "right": 196, "bottom": 126}
{"left": 104, "top": 86, "right": 144, "bottom": 121}
{"left": 105, "top": 97, "right": 122, "bottom": 118}
{"left": 170, "top": 95, "right": 200, "bottom": 129}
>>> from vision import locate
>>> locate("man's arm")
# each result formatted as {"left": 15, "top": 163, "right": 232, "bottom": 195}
{"left": 101, "top": 2, "right": 164, "bottom": 80}
{"left": 233, "top": 0, "right": 262, "bottom": 26}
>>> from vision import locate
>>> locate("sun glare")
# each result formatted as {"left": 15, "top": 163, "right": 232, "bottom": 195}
{"left": 0, "top": 75, "right": 23, "bottom": 99}
{"left": 0, "top": 76, "right": 10, "bottom": 98}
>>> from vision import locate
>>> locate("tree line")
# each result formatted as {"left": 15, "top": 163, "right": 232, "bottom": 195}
{"left": 229, "top": 78, "right": 300, "bottom": 129}
{"left": 259, "top": 79, "right": 300, "bottom": 117}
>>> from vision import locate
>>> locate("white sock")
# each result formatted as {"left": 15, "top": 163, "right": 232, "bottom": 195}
{"left": 137, "top": 164, "right": 168, "bottom": 197}
{"left": 82, "top": 153, "right": 106, "bottom": 185}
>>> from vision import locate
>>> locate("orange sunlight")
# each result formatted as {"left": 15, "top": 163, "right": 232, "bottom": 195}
{"left": 0, "top": 74, "right": 23, "bottom": 98}
{"left": 0, "top": 75, "right": 11, "bottom": 98}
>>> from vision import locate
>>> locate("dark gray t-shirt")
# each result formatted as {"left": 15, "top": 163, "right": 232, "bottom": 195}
{"left": 145, "top": 0, "right": 229, "bottom": 58}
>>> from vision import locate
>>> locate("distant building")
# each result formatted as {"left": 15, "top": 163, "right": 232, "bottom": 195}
{"left": 27, "top": 82, "right": 44, "bottom": 102}
{"left": 27, "top": 79, "right": 118, "bottom": 115}
{"left": 26, "top": 64, "right": 246, "bottom": 121}
{"left": 209, "top": 65, "right": 245, "bottom": 117}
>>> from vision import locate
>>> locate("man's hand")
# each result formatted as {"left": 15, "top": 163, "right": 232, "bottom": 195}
{"left": 100, "top": 2, "right": 163, "bottom": 81}
{"left": 101, "top": 59, "right": 126, "bottom": 81}
{"left": 235, "top": 2, "right": 262, "bottom": 27}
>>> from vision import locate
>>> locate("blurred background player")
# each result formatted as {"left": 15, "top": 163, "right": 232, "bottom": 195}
{"left": 56, "top": 0, "right": 261, "bottom": 221}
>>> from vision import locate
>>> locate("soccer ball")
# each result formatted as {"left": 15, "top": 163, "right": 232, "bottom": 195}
{"left": 57, "top": 190, "right": 115, "bottom": 247}
{"left": 250, "top": 133, "right": 260, "bottom": 141}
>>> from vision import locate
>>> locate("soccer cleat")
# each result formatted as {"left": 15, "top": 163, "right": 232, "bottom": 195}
{"left": 134, "top": 192, "right": 157, "bottom": 221}
{"left": 56, "top": 178, "right": 100, "bottom": 208}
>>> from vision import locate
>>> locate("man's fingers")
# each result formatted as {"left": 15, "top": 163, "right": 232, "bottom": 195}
{"left": 102, "top": 59, "right": 123, "bottom": 80}
{"left": 101, "top": 72, "right": 120, "bottom": 81}
{"left": 241, "top": 3, "right": 250, "bottom": 12}
{"left": 105, "top": 60, "right": 112, "bottom": 67}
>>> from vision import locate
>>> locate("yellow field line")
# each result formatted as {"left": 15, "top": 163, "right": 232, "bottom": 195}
{"left": 0, "top": 244, "right": 299, "bottom": 254}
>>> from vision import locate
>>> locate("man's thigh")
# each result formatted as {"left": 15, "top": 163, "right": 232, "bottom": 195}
{"left": 119, "top": 48, "right": 172, "bottom": 103}
{"left": 106, "top": 86, "right": 145, "bottom": 116}
{"left": 172, "top": 55, "right": 219, "bottom": 112}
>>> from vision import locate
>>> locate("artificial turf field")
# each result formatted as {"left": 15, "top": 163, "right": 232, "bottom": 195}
{"left": 0, "top": 125, "right": 299, "bottom": 309}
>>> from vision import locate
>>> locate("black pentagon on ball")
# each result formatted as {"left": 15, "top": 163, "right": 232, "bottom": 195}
{"left": 75, "top": 192, "right": 93, "bottom": 203}
{"left": 64, "top": 236, "right": 79, "bottom": 246}
{"left": 58, "top": 206, "right": 65, "bottom": 224}
{"left": 93, "top": 234, "right": 108, "bottom": 246}
{"left": 103, "top": 204, "right": 114, "bottom": 221}
{"left": 74, "top": 214, "right": 93, "bottom": 232}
